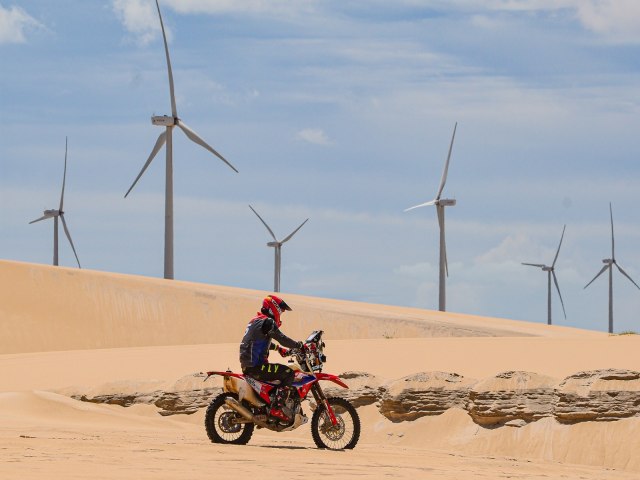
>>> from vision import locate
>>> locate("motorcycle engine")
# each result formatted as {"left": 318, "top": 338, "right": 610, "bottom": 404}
{"left": 281, "top": 397, "right": 300, "bottom": 426}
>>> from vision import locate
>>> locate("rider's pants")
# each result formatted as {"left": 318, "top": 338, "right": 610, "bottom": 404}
{"left": 242, "top": 363, "right": 295, "bottom": 387}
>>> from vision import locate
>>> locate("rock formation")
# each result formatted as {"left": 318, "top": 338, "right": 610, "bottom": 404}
{"left": 555, "top": 369, "right": 640, "bottom": 423}
{"left": 69, "top": 369, "right": 640, "bottom": 426}
{"left": 380, "top": 372, "right": 475, "bottom": 422}
{"left": 70, "top": 374, "right": 222, "bottom": 416}
{"left": 467, "top": 371, "right": 556, "bottom": 425}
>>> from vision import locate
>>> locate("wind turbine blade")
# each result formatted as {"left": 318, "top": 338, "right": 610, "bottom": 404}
{"left": 249, "top": 205, "right": 277, "bottom": 242}
{"left": 610, "top": 202, "right": 615, "bottom": 260}
{"left": 615, "top": 263, "right": 640, "bottom": 290}
{"left": 281, "top": 218, "right": 309, "bottom": 244}
{"left": 155, "top": 0, "right": 177, "bottom": 118}
{"left": 404, "top": 200, "right": 436, "bottom": 212}
{"left": 584, "top": 264, "right": 609, "bottom": 289}
{"left": 29, "top": 215, "right": 50, "bottom": 224}
{"left": 177, "top": 121, "right": 238, "bottom": 173}
{"left": 435, "top": 122, "right": 457, "bottom": 200}
{"left": 552, "top": 224, "right": 566, "bottom": 268}
{"left": 60, "top": 214, "right": 81, "bottom": 268}
{"left": 552, "top": 271, "right": 567, "bottom": 319}
{"left": 444, "top": 239, "right": 449, "bottom": 277}
{"left": 125, "top": 131, "right": 166, "bottom": 198}
{"left": 522, "top": 263, "right": 546, "bottom": 268}
{"left": 59, "top": 137, "right": 68, "bottom": 211}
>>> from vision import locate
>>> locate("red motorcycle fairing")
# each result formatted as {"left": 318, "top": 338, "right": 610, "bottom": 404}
{"left": 244, "top": 375, "right": 278, "bottom": 404}
{"left": 314, "top": 372, "right": 349, "bottom": 389}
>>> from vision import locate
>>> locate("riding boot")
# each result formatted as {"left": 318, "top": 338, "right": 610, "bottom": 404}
{"left": 269, "top": 387, "right": 290, "bottom": 422}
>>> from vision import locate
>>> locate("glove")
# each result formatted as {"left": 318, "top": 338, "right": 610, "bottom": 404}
{"left": 277, "top": 346, "right": 290, "bottom": 357}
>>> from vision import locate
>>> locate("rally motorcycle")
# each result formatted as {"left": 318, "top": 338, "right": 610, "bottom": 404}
{"left": 203, "top": 330, "right": 360, "bottom": 450}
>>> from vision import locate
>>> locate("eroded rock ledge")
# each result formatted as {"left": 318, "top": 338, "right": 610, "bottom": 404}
{"left": 69, "top": 368, "right": 640, "bottom": 425}
{"left": 68, "top": 375, "right": 223, "bottom": 416}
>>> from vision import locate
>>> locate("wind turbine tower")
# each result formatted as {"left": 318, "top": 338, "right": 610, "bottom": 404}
{"left": 125, "top": 0, "right": 238, "bottom": 280}
{"left": 584, "top": 203, "right": 640, "bottom": 333}
{"left": 405, "top": 122, "right": 457, "bottom": 312}
{"left": 29, "top": 137, "right": 81, "bottom": 268}
{"left": 249, "top": 205, "right": 309, "bottom": 292}
{"left": 522, "top": 225, "right": 567, "bottom": 325}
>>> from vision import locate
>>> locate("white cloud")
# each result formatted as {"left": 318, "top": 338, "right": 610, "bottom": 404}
{"left": 574, "top": 0, "right": 640, "bottom": 43}
{"left": 164, "top": 0, "right": 316, "bottom": 17}
{"left": 482, "top": 0, "right": 640, "bottom": 43}
{"left": 112, "top": 0, "right": 163, "bottom": 45}
{"left": 476, "top": 232, "right": 546, "bottom": 265}
{"left": 0, "top": 5, "right": 42, "bottom": 45}
{"left": 296, "top": 128, "right": 332, "bottom": 146}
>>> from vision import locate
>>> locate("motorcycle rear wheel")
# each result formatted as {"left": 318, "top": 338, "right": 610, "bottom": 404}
{"left": 311, "top": 397, "right": 360, "bottom": 450}
{"left": 205, "top": 392, "right": 254, "bottom": 445}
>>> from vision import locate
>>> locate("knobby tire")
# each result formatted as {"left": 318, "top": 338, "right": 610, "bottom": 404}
{"left": 205, "top": 392, "right": 254, "bottom": 445}
{"left": 311, "top": 396, "right": 360, "bottom": 450}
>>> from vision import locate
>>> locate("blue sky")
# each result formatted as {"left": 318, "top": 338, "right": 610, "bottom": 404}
{"left": 2, "top": 0, "right": 640, "bottom": 332}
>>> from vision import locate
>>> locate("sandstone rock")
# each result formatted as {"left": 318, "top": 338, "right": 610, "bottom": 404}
{"left": 71, "top": 374, "right": 222, "bottom": 416}
{"left": 379, "top": 371, "right": 475, "bottom": 422}
{"left": 467, "top": 371, "right": 556, "bottom": 426}
{"left": 68, "top": 368, "right": 640, "bottom": 425}
{"left": 555, "top": 369, "right": 640, "bottom": 423}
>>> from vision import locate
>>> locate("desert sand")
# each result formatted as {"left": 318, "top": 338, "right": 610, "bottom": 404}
{"left": 1, "top": 259, "right": 639, "bottom": 479}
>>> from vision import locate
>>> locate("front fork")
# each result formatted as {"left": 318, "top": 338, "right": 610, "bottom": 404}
{"left": 311, "top": 383, "right": 338, "bottom": 426}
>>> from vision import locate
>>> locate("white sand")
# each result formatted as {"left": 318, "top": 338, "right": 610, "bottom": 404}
{"left": 1, "top": 260, "right": 639, "bottom": 479}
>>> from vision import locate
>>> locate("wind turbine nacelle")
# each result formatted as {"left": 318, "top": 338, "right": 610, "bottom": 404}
{"left": 439, "top": 199, "right": 457, "bottom": 206}
{"left": 44, "top": 209, "right": 59, "bottom": 216}
{"left": 151, "top": 115, "right": 176, "bottom": 126}
{"left": 267, "top": 242, "right": 280, "bottom": 247}
{"left": 603, "top": 259, "right": 613, "bottom": 265}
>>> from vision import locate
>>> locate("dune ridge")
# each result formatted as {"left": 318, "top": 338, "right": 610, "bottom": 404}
{"left": 0, "top": 259, "right": 602, "bottom": 355}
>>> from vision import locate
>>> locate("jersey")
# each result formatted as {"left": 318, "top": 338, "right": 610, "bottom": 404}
{"left": 239, "top": 313, "right": 300, "bottom": 369}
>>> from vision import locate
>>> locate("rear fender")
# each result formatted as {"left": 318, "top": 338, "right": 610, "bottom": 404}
{"left": 315, "top": 373, "right": 349, "bottom": 389}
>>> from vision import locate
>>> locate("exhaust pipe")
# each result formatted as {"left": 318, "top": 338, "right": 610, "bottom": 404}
{"left": 224, "top": 398, "right": 269, "bottom": 428}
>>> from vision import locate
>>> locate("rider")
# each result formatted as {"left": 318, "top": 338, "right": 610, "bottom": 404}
{"left": 239, "top": 294, "right": 303, "bottom": 422}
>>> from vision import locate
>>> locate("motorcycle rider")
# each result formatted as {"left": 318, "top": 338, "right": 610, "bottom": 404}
{"left": 239, "top": 295, "right": 303, "bottom": 422}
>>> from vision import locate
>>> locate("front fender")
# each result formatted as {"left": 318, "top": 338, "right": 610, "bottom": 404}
{"left": 315, "top": 372, "right": 349, "bottom": 389}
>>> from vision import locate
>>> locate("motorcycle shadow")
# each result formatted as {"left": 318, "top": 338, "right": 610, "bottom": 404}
{"left": 255, "top": 445, "right": 310, "bottom": 451}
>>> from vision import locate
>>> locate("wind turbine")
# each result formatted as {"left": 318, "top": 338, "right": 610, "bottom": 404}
{"left": 522, "top": 225, "right": 567, "bottom": 325}
{"left": 125, "top": 0, "right": 238, "bottom": 280}
{"left": 584, "top": 203, "right": 640, "bottom": 333}
{"left": 29, "top": 137, "right": 81, "bottom": 268}
{"left": 405, "top": 122, "right": 457, "bottom": 312}
{"left": 249, "top": 205, "right": 309, "bottom": 292}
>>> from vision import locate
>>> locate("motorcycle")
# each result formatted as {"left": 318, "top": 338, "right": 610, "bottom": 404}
{"left": 203, "top": 330, "right": 360, "bottom": 450}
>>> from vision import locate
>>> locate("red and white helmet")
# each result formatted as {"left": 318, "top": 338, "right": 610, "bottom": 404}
{"left": 261, "top": 294, "right": 292, "bottom": 327}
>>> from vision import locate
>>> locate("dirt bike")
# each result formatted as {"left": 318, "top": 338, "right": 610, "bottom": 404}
{"left": 203, "top": 330, "right": 360, "bottom": 450}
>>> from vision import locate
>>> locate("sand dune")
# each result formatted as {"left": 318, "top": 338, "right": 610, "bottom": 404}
{"left": 0, "top": 260, "right": 601, "bottom": 354}
{"left": 1, "top": 260, "right": 639, "bottom": 479}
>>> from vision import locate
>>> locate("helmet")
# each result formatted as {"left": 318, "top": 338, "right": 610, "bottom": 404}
{"left": 261, "top": 294, "right": 292, "bottom": 328}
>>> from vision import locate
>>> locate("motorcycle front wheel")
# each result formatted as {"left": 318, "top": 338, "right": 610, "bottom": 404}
{"left": 204, "top": 392, "right": 254, "bottom": 445}
{"left": 311, "top": 397, "right": 360, "bottom": 450}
